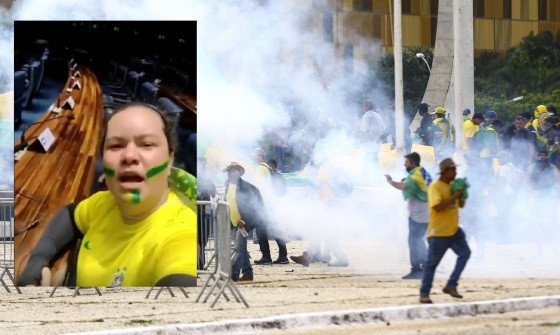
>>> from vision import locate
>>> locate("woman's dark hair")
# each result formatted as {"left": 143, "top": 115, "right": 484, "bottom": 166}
{"left": 100, "top": 102, "right": 177, "bottom": 155}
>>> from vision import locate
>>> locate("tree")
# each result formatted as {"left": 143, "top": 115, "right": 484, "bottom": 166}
{"left": 367, "top": 46, "right": 433, "bottom": 120}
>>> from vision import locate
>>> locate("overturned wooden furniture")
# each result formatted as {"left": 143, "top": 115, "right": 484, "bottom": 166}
{"left": 14, "top": 67, "right": 104, "bottom": 285}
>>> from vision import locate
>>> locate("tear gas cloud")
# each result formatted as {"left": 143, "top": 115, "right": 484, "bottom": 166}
{"left": 3, "top": 0, "right": 559, "bottom": 279}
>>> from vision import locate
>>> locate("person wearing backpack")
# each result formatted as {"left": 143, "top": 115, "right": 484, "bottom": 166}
{"left": 429, "top": 107, "right": 455, "bottom": 160}
{"left": 472, "top": 118, "right": 500, "bottom": 176}
{"left": 414, "top": 102, "right": 434, "bottom": 146}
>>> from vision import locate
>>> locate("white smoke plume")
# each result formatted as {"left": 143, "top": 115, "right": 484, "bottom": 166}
{"left": 3, "top": 0, "right": 558, "bottom": 280}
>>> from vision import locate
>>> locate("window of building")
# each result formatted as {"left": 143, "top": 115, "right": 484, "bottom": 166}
{"left": 402, "top": 0, "right": 411, "bottom": 14}
{"left": 538, "top": 0, "right": 548, "bottom": 20}
{"left": 323, "top": 11, "right": 334, "bottom": 43}
{"left": 344, "top": 45, "right": 354, "bottom": 74}
{"left": 503, "top": 0, "right": 512, "bottom": 19}
{"left": 474, "top": 0, "right": 485, "bottom": 18}
{"left": 353, "top": 0, "right": 372, "bottom": 12}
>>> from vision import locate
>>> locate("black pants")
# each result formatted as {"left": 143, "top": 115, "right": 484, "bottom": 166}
{"left": 256, "top": 226, "right": 287, "bottom": 259}
{"left": 197, "top": 205, "right": 212, "bottom": 270}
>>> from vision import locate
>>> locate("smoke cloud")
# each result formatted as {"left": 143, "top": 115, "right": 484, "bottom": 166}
{"left": 3, "top": 0, "right": 558, "bottom": 279}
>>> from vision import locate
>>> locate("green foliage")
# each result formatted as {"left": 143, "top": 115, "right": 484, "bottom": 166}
{"left": 366, "top": 46, "right": 433, "bottom": 120}
{"left": 368, "top": 31, "right": 560, "bottom": 126}
{"left": 475, "top": 30, "right": 560, "bottom": 124}
{"left": 475, "top": 89, "right": 560, "bottom": 124}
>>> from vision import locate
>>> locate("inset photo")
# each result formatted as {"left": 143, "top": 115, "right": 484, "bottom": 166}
{"left": 14, "top": 21, "right": 197, "bottom": 287}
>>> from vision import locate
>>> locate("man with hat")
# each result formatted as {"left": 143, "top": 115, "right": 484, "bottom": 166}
{"left": 429, "top": 107, "right": 455, "bottom": 159}
{"left": 463, "top": 112, "right": 484, "bottom": 152}
{"left": 462, "top": 108, "right": 471, "bottom": 122}
{"left": 420, "top": 158, "right": 471, "bottom": 303}
{"left": 224, "top": 162, "right": 266, "bottom": 281}
{"left": 531, "top": 105, "right": 550, "bottom": 150}
{"left": 485, "top": 109, "right": 497, "bottom": 122}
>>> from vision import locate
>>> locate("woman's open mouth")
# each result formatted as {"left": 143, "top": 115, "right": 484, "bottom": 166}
{"left": 117, "top": 172, "right": 145, "bottom": 189}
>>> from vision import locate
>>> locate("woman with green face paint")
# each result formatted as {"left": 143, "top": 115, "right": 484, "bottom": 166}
{"left": 18, "top": 102, "right": 197, "bottom": 287}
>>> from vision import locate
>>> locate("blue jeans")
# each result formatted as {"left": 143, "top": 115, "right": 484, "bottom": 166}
{"left": 231, "top": 226, "right": 253, "bottom": 277}
{"left": 420, "top": 228, "right": 471, "bottom": 295}
{"left": 408, "top": 218, "right": 428, "bottom": 271}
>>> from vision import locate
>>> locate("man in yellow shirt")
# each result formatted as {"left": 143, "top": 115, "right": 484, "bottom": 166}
{"left": 420, "top": 158, "right": 471, "bottom": 303}
{"left": 224, "top": 162, "right": 267, "bottom": 281}
{"left": 463, "top": 112, "right": 484, "bottom": 152}
{"left": 430, "top": 107, "right": 455, "bottom": 159}
{"left": 462, "top": 108, "right": 471, "bottom": 122}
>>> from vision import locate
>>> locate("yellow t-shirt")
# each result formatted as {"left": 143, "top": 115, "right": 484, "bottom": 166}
{"left": 226, "top": 183, "right": 241, "bottom": 226}
{"left": 463, "top": 119, "right": 479, "bottom": 151}
{"left": 426, "top": 179, "right": 459, "bottom": 237}
{"left": 255, "top": 163, "right": 272, "bottom": 200}
{"left": 255, "top": 163, "right": 271, "bottom": 180}
{"left": 74, "top": 190, "right": 197, "bottom": 287}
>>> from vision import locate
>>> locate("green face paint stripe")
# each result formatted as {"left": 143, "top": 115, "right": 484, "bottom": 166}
{"left": 146, "top": 161, "right": 169, "bottom": 179}
{"left": 130, "top": 189, "right": 141, "bottom": 204}
{"left": 103, "top": 166, "right": 115, "bottom": 177}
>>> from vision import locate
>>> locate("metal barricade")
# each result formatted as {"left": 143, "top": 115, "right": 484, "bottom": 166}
{"left": 196, "top": 200, "right": 248, "bottom": 307}
{"left": 0, "top": 198, "right": 21, "bottom": 293}
{"left": 198, "top": 200, "right": 217, "bottom": 272}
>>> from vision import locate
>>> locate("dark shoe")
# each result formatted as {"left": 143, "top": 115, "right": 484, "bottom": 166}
{"left": 419, "top": 295, "right": 432, "bottom": 304}
{"left": 230, "top": 275, "right": 239, "bottom": 282}
{"left": 239, "top": 275, "right": 253, "bottom": 281}
{"left": 254, "top": 257, "right": 273, "bottom": 265}
{"left": 327, "top": 260, "right": 349, "bottom": 267}
{"left": 443, "top": 286, "right": 463, "bottom": 298}
{"left": 290, "top": 253, "right": 310, "bottom": 267}
{"left": 273, "top": 256, "right": 289, "bottom": 264}
{"left": 401, "top": 270, "right": 423, "bottom": 279}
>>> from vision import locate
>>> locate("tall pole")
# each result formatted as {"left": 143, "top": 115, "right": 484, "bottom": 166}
{"left": 393, "top": 0, "right": 404, "bottom": 156}
{"left": 453, "top": 0, "right": 473, "bottom": 158}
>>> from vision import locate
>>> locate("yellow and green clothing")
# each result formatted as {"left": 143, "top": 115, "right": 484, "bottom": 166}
{"left": 463, "top": 119, "right": 479, "bottom": 152}
{"left": 402, "top": 166, "right": 432, "bottom": 202}
{"left": 74, "top": 190, "right": 197, "bottom": 287}
{"left": 168, "top": 167, "right": 197, "bottom": 211}
{"left": 256, "top": 163, "right": 271, "bottom": 180}
{"left": 431, "top": 117, "right": 454, "bottom": 154}
{"left": 531, "top": 119, "right": 548, "bottom": 149}
{"left": 474, "top": 124, "right": 498, "bottom": 158}
{"left": 427, "top": 179, "right": 459, "bottom": 238}
{"left": 226, "top": 183, "right": 242, "bottom": 226}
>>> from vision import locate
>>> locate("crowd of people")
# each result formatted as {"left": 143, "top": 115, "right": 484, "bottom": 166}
{"left": 196, "top": 100, "right": 560, "bottom": 306}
